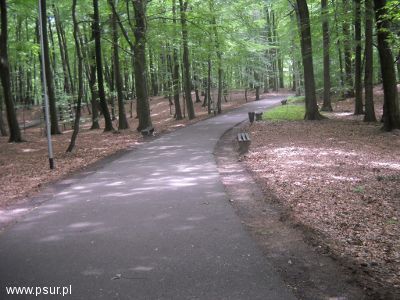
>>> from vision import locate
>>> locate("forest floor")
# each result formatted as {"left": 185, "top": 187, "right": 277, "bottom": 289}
{"left": 0, "top": 90, "right": 265, "bottom": 209}
{"left": 243, "top": 86, "right": 400, "bottom": 298}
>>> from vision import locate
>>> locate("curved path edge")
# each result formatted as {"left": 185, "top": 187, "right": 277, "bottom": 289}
{"left": 214, "top": 120, "right": 370, "bottom": 299}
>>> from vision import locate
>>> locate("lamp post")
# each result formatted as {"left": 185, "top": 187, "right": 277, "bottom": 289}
{"left": 38, "top": 0, "right": 54, "bottom": 169}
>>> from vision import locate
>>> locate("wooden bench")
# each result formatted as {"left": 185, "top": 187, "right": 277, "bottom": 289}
{"left": 237, "top": 132, "right": 251, "bottom": 155}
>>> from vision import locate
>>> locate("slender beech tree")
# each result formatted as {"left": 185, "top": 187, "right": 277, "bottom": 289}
{"left": 354, "top": 0, "right": 363, "bottom": 115}
{"left": 363, "top": 0, "right": 376, "bottom": 122}
{"left": 40, "top": 0, "right": 61, "bottom": 134}
{"left": 172, "top": 0, "right": 183, "bottom": 120}
{"left": 148, "top": 47, "right": 158, "bottom": 96}
{"left": 374, "top": 0, "right": 400, "bottom": 131}
{"left": 179, "top": 0, "right": 195, "bottom": 120}
{"left": 110, "top": 0, "right": 129, "bottom": 130}
{"left": 209, "top": 0, "right": 223, "bottom": 113}
{"left": 93, "top": 0, "right": 114, "bottom": 132}
{"left": 296, "top": 0, "right": 324, "bottom": 120}
{"left": 333, "top": 0, "right": 345, "bottom": 98}
{"left": 321, "top": 0, "right": 332, "bottom": 111}
{"left": 85, "top": 23, "right": 100, "bottom": 130}
{"left": 67, "top": 0, "right": 83, "bottom": 152}
{"left": 0, "top": 0, "right": 22, "bottom": 142}
{"left": 54, "top": 5, "right": 73, "bottom": 95}
{"left": 342, "top": 0, "right": 354, "bottom": 97}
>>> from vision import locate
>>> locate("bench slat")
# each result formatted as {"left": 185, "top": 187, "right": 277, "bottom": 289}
{"left": 237, "top": 132, "right": 250, "bottom": 142}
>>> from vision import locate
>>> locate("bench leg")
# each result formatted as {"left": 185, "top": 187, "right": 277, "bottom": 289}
{"left": 238, "top": 141, "right": 251, "bottom": 155}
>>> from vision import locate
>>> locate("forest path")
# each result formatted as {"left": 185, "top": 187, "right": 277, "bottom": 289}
{"left": 0, "top": 95, "right": 296, "bottom": 300}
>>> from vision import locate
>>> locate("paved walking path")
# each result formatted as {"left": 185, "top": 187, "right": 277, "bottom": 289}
{"left": 0, "top": 96, "right": 296, "bottom": 300}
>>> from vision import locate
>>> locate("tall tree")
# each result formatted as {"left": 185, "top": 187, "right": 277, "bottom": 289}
{"left": 354, "top": 0, "right": 363, "bottom": 115}
{"left": 109, "top": 0, "right": 129, "bottom": 130}
{"left": 374, "top": 0, "right": 400, "bottom": 131}
{"left": 342, "top": 0, "right": 354, "bottom": 97}
{"left": 133, "top": 0, "right": 153, "bottom": 131}
{"left": 172, "top": 0, "right": 183, "bottom": 120}
{"left": 84, "top": 22, "right": 100, "bottom": 130}
{"left": 209, "top": 0, "right": 223, "bottom": 113}
{"left": 179, "top": 0, "right": 195, "bottom": 120}
{"left": 333, "top": 0, "right": 345, "bottom": 98}
{"left": 108, "top": 0, "right": 152, "bottom": 130}
{"left": 0, "top": 0, "right": 22, "bottom": 142}
{"left": 363, "top": 0, "right": 376, "bottom": 122}
{"left": 67, "top": 0, "right": 83, "bottom": 152}
{"left": 93, "top": 0, "right": 114, "bottom": 132}
{"left": 54, "top": 5, "right": 74, "bottom": 95}
{"left": 321, "top": 0, "right": 332, "bottom": 111}
{"left": 40, "top": 0, "right": 61, "bottom": 134}
{"left": 296, "top": 0, "right": 324, "bottom": 120}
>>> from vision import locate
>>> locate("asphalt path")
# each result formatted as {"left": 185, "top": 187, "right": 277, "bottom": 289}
{"left": 0, "top": 96, "right": 296, "bottom": 300}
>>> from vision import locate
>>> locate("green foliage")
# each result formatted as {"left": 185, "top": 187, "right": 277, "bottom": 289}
{"left": 4, "top": 0, "right": 398, "bottom": 112}
{"left": 263, "top": 105, "right": 305, "bottom": 121}
{"left": 287, "top": 96, "right": 305, "bottom": 104}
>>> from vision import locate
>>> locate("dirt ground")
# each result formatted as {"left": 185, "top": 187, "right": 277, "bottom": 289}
{"left": 243, "top": 86, "right": 400, "bottom": 298}
{"left": 0, "top": 90, "right": 261, "bottom": 208}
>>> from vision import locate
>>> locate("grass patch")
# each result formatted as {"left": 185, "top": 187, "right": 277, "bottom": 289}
{"left": 263, "top": 105, "right": 305, "bottom": 121}
{"left": 287, "top": 96, "right": 305, "bottom": 104}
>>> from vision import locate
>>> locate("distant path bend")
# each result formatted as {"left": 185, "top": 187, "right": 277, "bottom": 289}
{"left": 0, "top": 95, "right": 296, "bottom": 300}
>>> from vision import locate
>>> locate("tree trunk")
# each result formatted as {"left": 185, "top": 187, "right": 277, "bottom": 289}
{"left": 40, "top": 0, "right": 61, "bottom": 134}
{"left": 210, "top": 0, "right": 223, "bottom": 113}
{"left": 54, "top": 6, "right": 72, "bottom": 95}
{"left": 207, "top": 58, "right": 212, "bottom": 114}
{"left": 342, "top": 0, "right": 354, "bottom": 97}
{"left": 354, "top": 0, "right": 363, "bottom": 115}
{"left": 397, "top": 50, "right": 400, "bottom": 82}
{"left": 47, "top": 15, "right": 57, "bottom": 91}
{"left": 172, "top": 0, "right": 183, "bottom": 120}
{"left": 67, "top": 0, "right": 83, "bottom": 152}
{"left": 364, "top": 0, "right": 376, "bottom": 122}
{"left": 374, "top": 0, "right": 400, "bottom": 131}
{"left": 149, "top": 47, "right": 158, "bottom": 96}
{"left": 110, "top": 0, "right": 129, "bottom": 130}
{"left": 133, "top": 0, "right": 153, "bottom": 132}
{"left": 0, "top": 90, "right": 8, "bottom": 136}
{"left": 193, "top": 74, "right": 201, "bottom": 103}
{"left": 296, "top": 0, "right": 324, "bottom": 120}
{"left": 104, "top": 63, "right": 116, "bottom": 121}
{"left": 271, "top": 11, "right": 283, "bottom": 89}
{"left": 333, "top": 0, "right": 345, "bottom": 98}
{"left": 179, "top": 0, "right": 195, "bottom": 120}
{"left": 321, "top": 0, "right": 332, "bottom": 111}
{"left": 0, "top": 0, "right": 22, "bottom": 142}
{"left": 93, "top": 0, "right": 114, "bottom": 132}
{"left": 255, "top": 72, "right": 260, "bottom": 100}
{"left": 87, "top": 23, "right": 100, "bottom": 129}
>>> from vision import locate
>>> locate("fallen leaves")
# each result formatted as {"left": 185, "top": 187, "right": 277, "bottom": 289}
{"left": 244, "top": 89, "right": 400, "bottom": 292}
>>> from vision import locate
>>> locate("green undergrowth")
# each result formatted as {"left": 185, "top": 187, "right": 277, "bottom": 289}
{"left": 287, "top": 95, "right": 305, "bottom": 104}
{"left": 263, "top": 104, "right": 305, "bottom": 121}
